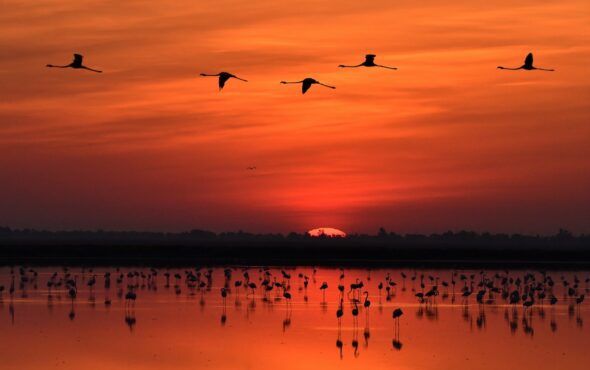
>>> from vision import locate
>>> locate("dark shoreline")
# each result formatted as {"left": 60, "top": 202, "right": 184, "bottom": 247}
{"left": 2, "top": 233, "right": 590, "bottom": 269}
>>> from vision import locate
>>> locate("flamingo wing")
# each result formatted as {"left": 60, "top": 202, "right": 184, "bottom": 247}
{"left": 302, "top": 80, "right": 312, "bottom": 94}
{"left": 524, "top": 53, "right": 533, "bottom": 68}
{"left": 219, "top": 74, "right": 232, "bottom": 89}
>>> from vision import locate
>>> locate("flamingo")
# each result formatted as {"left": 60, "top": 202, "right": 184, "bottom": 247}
{"left": 46, "top": 54, "right": 102, "bottom": 73}
{"left": 280, "top": 78, "right": 335, "bottom": 94}
{"left": 283, "top": 290, "right": 292, "bottom": 308}
{"left": 392, "top": 308, "right": 403, "bottom": 347}
{"left": 339, "top": 54, "right": 397, "bottom": 70}
{"left": 497, "top": 53, "right": 554, "bottom": 71}
{"left": 221, "top": 287, "right": 228, "bottom": 307}
{"left": 352, "top": 300, "right": 359, "bottom": 318}
{"left": 363, "top": 291, "right": 371, "bottom": 308}
{"left": 125, "top": 289, "right": 137, "bottom": 307}
{"left": 336, "top": 298, "right": 344, "bottom": 325}
{"left": 320, "top": 281, "right": 328, "bottom": 301}
{"left": 200, "top": 72, "right": 247, "bottom": 91}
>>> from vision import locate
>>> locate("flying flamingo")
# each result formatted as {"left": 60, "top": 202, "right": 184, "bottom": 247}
{"left": 46, "top": 54, "right": 102, "bottom": 73}
{"left": 280, "top": 78, "right": 335, "bottom": 94}
{"left": 339, "top": 54, "right": 397, "bottom": 70}
{"left": 200, "top": 72, "right": 247, "bottom": 91}
{"left": 497, "top": 53, "right": 554, "bottom": 71}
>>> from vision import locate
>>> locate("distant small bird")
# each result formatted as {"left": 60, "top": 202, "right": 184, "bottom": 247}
{"left": 200, "top": 72, "right": 247, "bottom": 90}
{"left": 392, "top": 308, "right": 403, "bottom": 320}
{"left": 280, "top": 78, "right": 335, "bottom": 94}
{"left": 339, "top": 54, "right": 397, "bottom": 70}
{"left": 246, "top": 166, "right": 256, "bottom": 170}
{"left": 46, "top": 54, "right": 102, "bottom": 73}
{"left": 497, "top": 53, "right": 554, "bottom": 71}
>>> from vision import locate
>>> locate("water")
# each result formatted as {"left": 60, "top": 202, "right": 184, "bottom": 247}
{"left": 0, "top": 267, "right": 589, "bottom": 370}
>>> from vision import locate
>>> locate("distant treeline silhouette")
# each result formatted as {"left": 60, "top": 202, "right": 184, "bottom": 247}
{"left": 0, "top": 226, "right": 586, "bottom": 242}
{"left": 1, "top": 226, "right": 589, "bottom": 267}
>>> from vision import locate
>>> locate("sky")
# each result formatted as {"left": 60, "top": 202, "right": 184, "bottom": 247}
{"left": 0, "top": 0, "right": 589, "bottom": 234}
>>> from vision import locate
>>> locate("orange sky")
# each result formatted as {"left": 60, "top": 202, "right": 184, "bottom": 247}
{"left": 0, "top": 0, "right": 589, "bottom": 233}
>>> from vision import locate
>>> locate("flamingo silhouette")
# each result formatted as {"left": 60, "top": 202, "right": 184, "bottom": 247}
{"left": 339, "top": 54, "right": 397, "bottom": 70}
{"left": 497, "top": 53, "right": 554, "bottom": 71}
{"left": 336, "top": 298, "right": 344, "bottom": 326}
{"left": 200, "top": 72, "right": 247, "bottom": 91}
{"left": 46, "top": 54, "right": 102, "bottom": 73}
{"left": 280, "top": 78, "right": 335, "bottom": 94}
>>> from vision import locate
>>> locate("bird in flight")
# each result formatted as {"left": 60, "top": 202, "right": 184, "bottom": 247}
{"left": 280, "top": 78, "right": 335, "bottom": 94}
{"left": 246, "top": 166, "right": 257, "bottom": 170}
{"left": 200, "top": 72, "right": 248, "bottom": 91}
{"left": 339, "top": 54, "right": 397, "bottom": 70}
{"left": 46, "top": 54, "right": 102, "bottom": 73}
{"left": 497, "top": 53, "right": 554, "bottom": 71}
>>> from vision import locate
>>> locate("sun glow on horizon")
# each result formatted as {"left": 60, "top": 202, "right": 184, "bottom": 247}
{"left": 307, "top": 227, "right": 347, "bottom": 237}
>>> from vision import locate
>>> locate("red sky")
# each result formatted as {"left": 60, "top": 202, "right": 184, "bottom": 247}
{"left": 1, "top": 0, "right": 589, "bottom": 234}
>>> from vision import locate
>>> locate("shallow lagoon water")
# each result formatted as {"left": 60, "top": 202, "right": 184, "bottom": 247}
{"left": 1, "top": 267, "right": 589, "bottom": 370}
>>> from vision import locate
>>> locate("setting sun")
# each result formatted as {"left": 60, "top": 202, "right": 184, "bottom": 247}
{"left": 307, "top": 227, "right": 347, "bottom": 237}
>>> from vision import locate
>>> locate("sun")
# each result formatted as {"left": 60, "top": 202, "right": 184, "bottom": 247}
{"left": 307, "top": 227, "right": 347, "bottom": 237}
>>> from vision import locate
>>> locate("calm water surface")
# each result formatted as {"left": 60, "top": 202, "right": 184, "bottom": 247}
{"left": 0, "top": 266, "right": 589, "bottom": 370}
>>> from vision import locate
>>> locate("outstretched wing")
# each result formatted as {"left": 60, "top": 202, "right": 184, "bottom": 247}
{"left": 524, "top": 53, "right": 533, "bottom": 68}
{"left": 219, "top": 74, "right": 231, "bottom": 89}
{"left": 302, "top": 80, "right": 312, "bottom": 94}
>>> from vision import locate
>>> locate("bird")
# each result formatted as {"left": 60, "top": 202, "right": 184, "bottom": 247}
{"left": 200, "top": 72, "right": 247, "bottom": 91}
{"left": 336, "top": 299, "right": 344, "bottom": 321}
{"left": 352, "top": 300, "right": 359, "bottom": 317}
{"left": 497, "top": 53, "right": 554, "bottom": 71}
{"left": 46, "top": 54, "right": 102, "bottom": 73}
{"left": 339, "top": 54, "right": 397, "bottom": 70}
{"left": 125, "top": 290, "right": 137, "bottom": 306}
{"left": 280, "top": 78, "right": 335, "bottom": 94}
{"left": 246, "top": 166, "right": 256, "bottom": 170}
{"left": 283, "top": 291, "right": 292, "bottom": 304}
{"left": 392, "top": 308, "right": 403, "bottom": 341}
{"left": 363, "top": 291, "right": 371, "bottom": 308}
